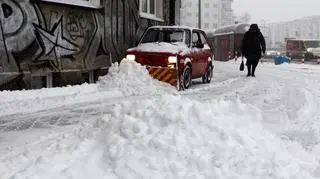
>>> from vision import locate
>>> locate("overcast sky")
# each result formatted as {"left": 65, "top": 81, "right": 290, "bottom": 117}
{"left": 233, "top": 0, "right": 320, "bottom": 23}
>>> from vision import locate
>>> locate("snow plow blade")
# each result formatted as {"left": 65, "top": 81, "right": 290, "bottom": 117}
{"left": 146, "top": 66, "right": 181, "bottom": 90}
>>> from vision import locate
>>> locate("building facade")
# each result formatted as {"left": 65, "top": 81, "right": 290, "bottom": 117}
{"left": 180, "top": 0, "right": 234, "bottom": 30}
{"left": 218, "top": 0, "right": 234, "bottom": 27}
{"left": 268, "top": 15, "right": 320, "bottom": 50}
{"left": 0, "top": 0, "right": 180, "bottom": 90}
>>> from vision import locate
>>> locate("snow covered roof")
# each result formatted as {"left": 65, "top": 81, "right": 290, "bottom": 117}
{"left": 212, "top": 23, "right": 250, "bottom": 36}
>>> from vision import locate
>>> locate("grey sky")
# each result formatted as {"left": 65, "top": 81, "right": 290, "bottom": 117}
{"left": 233, "top": 0, "right": 320, "bottom": 23}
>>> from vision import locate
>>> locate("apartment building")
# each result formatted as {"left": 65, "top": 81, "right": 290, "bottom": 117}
{"left": 268, "top": 15, "right": 320, "bottom": 49}
{"left": 180, "top": 0, "right": 234, "bottom": 30}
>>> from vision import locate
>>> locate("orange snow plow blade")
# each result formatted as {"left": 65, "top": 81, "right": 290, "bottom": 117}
{"left": 146, "top": 66, "right": 180, "bottom": 90}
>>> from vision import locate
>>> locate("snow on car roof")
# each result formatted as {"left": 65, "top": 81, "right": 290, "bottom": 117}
{"left": 127, "top": 42, "right": 189, "bottom": 55}
{"left": 148, "top": 25, "right": 203, "bottom": 32}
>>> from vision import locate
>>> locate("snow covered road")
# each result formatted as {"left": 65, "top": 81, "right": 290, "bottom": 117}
{"left": 1, "top": 59, "right": 320, "bottom": 178}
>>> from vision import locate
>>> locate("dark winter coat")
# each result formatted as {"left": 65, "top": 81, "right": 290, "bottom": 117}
{"left": 241, "top": 24, "right": 266, "bottom": 65}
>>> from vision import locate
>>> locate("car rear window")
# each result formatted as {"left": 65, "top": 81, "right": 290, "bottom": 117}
{"left": 140, "top": 28, "right": 188, "bottom": 45}
{"left": 304, "top": 41, "right": 320, "bottom": 48}
{"left": 287, "top": 41, "right": 302, "bottom": 50}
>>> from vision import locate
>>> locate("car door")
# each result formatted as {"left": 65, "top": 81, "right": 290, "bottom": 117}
{"left": 199, "top": 31, "right": 212, "bottom": 75}
{"left": 191, "top": 30, "right": 202, "bottom": 77}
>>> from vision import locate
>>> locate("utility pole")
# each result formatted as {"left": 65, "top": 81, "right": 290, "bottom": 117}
{"left": 261, "top": 19, "right": 270, "bottom": 48}
{"left": 198, "top": 0, "right": 201, "bottom": 29}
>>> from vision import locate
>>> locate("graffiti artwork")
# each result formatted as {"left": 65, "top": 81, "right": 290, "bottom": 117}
{"left": 0, "top": 0, "right": 145, "bottom": 90}
{"left": 0, "top": 0, "right": 39, "bottom": 73}
{"left": 33, "top": 18, "right": 80, "bottom": 70}
{"left": 0, "top": 0, "right": 108, "bottom": 89}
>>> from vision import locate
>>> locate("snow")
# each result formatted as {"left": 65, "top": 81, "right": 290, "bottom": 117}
{"left": 126, "top": 42, "right": 211, "bottom": 57}
{"left": 40, "top": 0, "right": 101, "bottom": 8}
{"left": 0, "top": 60, "right": 173, "bottom": 117}
{"left": 97, "top": 59, "right": 175, "bottom": 96}
{"left": 1, "top": 58, "right": 320, "bottom": 178}
{"left": 97, "top": 96, "right": 317, "bottom": 178}
{"left": 127, "top": 42, "right": 189, "bottom": 55}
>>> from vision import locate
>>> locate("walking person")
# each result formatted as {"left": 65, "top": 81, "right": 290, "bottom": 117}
{"left": 241, "top": 24, "right": 266, "bottom": 77}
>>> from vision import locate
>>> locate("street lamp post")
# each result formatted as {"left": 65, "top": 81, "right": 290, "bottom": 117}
{"left": 198, "top": 0, "right": 201, "bottom": 28}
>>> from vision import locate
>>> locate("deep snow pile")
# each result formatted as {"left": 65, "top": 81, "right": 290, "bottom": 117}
{"left": 2, "top": 59, "right": 320, "bottom": 178}
{"left": 97, "top": 59, "right": 175, "bottom": 96}
{"left": 8, "top": 95, "right": 319, "bottom": 179}
{"left": 3, "top": 95, "right": 319, "bottom": 178}
{"left": 96, "top": 95, "right": 318, "bottom": 179}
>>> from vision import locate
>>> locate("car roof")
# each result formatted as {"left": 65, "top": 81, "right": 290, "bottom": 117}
{"left": 148, "top": 25, "right": 203, "bottom": 32}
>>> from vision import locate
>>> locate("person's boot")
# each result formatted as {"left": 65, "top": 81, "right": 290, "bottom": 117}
{"left": 247, "top": 65, "right": 251, "bottom": 77}
{"left": 251, "top": 65, "right": 256, "bottom": 77}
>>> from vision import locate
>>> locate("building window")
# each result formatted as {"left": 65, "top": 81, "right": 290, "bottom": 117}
{"left": 40, "top": 0, "right": 102, "bottom": 8}
{"left": 140, "top": 0, "right": 163, "bottom": 21}
{"left": 141, "top": 0, "right": 148, "bottom": 12}
{"left": 150, "top": 0, "right": 155, "bottom": 14}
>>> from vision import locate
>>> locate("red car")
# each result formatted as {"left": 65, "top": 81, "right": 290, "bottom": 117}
{"left": 125, "top": 26, "right": 214, "bottom": 89}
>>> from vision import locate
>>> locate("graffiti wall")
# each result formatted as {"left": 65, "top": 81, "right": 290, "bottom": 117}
{"left": 0, "top": 0, "right": 109, "bottom": 89}
{"left": 0, "top": 0, "right": 174, "bottom": 90}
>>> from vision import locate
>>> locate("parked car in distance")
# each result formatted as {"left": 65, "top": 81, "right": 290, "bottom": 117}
{"left": 286, "top": 39, "right": 320, "bottom": 61}
{"left": 264, "top": 50, "right": 281, "bottom": 58}
{"left": 125, "top": 25, "right": 214, "bottom": 89}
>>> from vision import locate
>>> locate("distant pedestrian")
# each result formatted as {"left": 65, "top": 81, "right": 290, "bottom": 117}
{"left": 241, "top": 24, "right": 266, "bottom": 77}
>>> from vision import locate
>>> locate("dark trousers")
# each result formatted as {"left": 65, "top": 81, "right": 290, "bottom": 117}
{"left": 246, "top": 56, "right": 260, "bottom": 76}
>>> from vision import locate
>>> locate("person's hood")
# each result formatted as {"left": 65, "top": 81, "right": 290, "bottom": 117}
{"left": 249, "top": 24, "right": 260, "bottom": 32}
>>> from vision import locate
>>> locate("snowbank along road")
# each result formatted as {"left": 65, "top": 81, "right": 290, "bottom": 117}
{"left": 1, "top": 59, "right": 320, "bottom": 178}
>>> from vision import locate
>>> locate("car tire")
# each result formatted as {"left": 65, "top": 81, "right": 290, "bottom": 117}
{"left": 181, "top": 65, "right": 192, "bottom": 89}
{"left": 202, "top": 63, "right": 213, "bottom": 84}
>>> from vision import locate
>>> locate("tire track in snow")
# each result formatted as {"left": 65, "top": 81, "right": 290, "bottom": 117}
{"left": 280, "top": 83, "right": 320, "bottom": 151}
{"left": 0, "top": 94, "right": 166, "bottom": 132}
{"left": 250, "top": 64, "right": 320, "bottom": 151}
{"left": 182, "top": 67, "right": 256, "bottom": 102}
{"left": 189, "top": 61, "right": 320, "bottom": 152}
